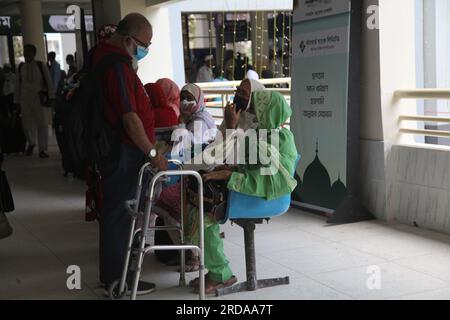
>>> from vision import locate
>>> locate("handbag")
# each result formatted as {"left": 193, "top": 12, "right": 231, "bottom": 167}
{"left": 187, "top": 171, "right": 229, "bottom": 224}
{"left": 0, "top": 170, "right": 14, "bottom": 213}
{"left": 0, "top": 211, "right": 13, "bottom": 239}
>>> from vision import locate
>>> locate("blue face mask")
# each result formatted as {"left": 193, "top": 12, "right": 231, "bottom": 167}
{"left": 135, "top": 45, "right": 149, "bottom": 61}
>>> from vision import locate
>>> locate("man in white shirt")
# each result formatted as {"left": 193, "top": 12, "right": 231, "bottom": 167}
{"left": 196, "top": 54, "right": 215, "bottom": 83}
{"left": 14, "top": 44, "right": 55, "bottom": 158}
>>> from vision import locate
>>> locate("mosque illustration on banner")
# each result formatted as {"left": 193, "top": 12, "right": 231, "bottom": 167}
{"left": 293, "top": 141, "right": 348, "bottom": 210}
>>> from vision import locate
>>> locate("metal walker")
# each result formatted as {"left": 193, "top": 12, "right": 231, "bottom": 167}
{"left": 108, "top": 160, "right": 205, "bottom": 300}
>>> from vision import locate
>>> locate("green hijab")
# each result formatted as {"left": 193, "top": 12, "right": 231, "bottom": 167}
{"left": 227, "top": 91, "right": 298, "bottom": 200}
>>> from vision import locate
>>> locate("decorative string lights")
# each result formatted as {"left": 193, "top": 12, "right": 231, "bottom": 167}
{"left": 245, "top": 13, "right": 250, "bottom": 75}
{"left": 281, "top": 12, "right": 286, "bottom": 78}
{"left": 232, "top": 11, "right": 237, "bottom": 80}
{"left": 220, "top": 11, "right": 226, "bottom": 79}
{"left": 259, "top": 12, "right": 266, "bottom": 76}
{"left": 208, "top": 12, "right": 213, "bottom": 70}
{"left": 254, "top": 11, "right": 260, "bottom": 75}
{"left": 273, "top": 11, "right": 277, "bottom": 76}
{"left": 288, "top": 11, "right": 293, "bottom": 77}
{"left": 184, "top": 9, "right": 291, "bottom": 81}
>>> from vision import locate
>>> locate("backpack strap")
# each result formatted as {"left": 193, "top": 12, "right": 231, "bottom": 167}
{"left": 91, "top": 53, "right": 133, "bottom": 134}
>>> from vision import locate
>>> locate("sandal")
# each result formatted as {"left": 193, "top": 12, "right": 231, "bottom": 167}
{"left": 177, "top": 254, "right": 200, "bottom": 273}
{"left": 194, "top": 275, "right": 238, "bottom": 295}
{"left": 189, "top": 274, "right": 208, "bottom": 288}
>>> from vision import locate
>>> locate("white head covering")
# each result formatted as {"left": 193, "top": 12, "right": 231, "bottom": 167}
{"left": 181, "top": 83, "right": 206, "bottom": 112}
{"left": 180, "top": 83, "right": 216, "bottom": 132}
{"left": 246, "top": 69, "right": 259, "bottom": 80}
{"left": 235, "top": 78, "right": 266, "bottom": 131}
{"left": 204, "top": 55, "right": 214, "bottom": 62}
{"left": 240, "top": 78, "right": 266, "bottom": 111}
{"left": 247, "top": 79, "right": 265, "bottom": 98}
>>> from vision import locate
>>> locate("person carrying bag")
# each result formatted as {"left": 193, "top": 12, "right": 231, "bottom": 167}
{"left": 0, "top": 152, "right": 14, "bottom": 239}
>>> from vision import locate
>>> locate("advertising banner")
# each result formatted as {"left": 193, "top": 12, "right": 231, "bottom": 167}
{"left": 291, "top": 0, "right": 351, "bottom": 213}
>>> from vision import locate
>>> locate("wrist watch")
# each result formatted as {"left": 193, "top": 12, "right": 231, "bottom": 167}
{"left": 147, "top": 148, "right": 158, "bottom": 160}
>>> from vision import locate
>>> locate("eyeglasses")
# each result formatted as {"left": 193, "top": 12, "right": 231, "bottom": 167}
{"left": 130, "top": 36, "right": 152, "bottom": 50}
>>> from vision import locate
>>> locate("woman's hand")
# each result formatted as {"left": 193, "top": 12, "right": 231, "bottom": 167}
{"left": 224, "top": 102, "right": 242, "bottom": 130}
{"left": 202, "top": 170, "right": 233, "bottom": 182}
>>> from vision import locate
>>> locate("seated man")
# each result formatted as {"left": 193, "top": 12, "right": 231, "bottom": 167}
{"left": 187, "top": 91, "right": 298, "bottom": 294}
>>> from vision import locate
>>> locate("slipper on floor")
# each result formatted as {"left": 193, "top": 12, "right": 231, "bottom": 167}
{"left": 194, "top": 275, "right": 238, "bottom": 295}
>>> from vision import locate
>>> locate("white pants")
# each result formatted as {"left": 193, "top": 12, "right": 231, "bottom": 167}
{"left": 24, "top": 126, "right": 48, "bottom": 152}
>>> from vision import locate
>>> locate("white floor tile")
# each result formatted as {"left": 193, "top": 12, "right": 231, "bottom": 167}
{"left": 311, "top": 262, "right": 450, "bottom": 300}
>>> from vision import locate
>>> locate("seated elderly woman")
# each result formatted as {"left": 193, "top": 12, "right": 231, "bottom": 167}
{"left": 156, "top": 78, "right": 181, "bottom": 119}
{"left": 144, "top": 79, "right": 180, "bottom": 130}
{"left": 187, "top": 91, "right": 298, "bottom": 294}
{"left": 148, "top": 79, "right": 217, "bottom": 272}
{"left": 219, "top": 78, "right": 265, "bottom": 136}
{"left": 157, "top": 83, "right": 216, "bottom": 216}
{"left": 177, "top": 83, "right": 217, "bottom": 152}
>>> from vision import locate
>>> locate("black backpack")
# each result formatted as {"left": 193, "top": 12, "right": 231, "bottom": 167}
{"left": 65, "top": 53, "right": 131, "bottom": 168}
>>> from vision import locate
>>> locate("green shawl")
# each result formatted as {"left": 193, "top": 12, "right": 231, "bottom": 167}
{"left": 227, "top": 91, "right": 298, "bottom": 200}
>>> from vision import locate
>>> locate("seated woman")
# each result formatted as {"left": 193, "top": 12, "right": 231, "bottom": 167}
{"left": 156, "top": 78, "right": 181, "bottom": 119}
{"left": 219, "top": 78, "right": 265, "bottom": 135}
{"left": 188, "top": 91, "right": 298, "bottom": 294}
{"left": 153, "top": 83, "right": 216, "bottom": 270}
{"left": 144, "top": 80, "right": 179, "bottom": 129}
{"left": 178, "top": 83, "right": 217, "bottom": 153}
{"left": 189, "top": 78, "right": 265, "bottom": 166}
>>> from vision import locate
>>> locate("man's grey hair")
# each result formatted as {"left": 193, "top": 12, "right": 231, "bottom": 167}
{"left": 116, "top": 13, "right": 152, "bottom": 37}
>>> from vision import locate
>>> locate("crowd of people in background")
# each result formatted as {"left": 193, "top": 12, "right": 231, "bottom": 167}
{"left": 0, "top": 48, "right": 79, "bottom": 160}
{"left": 186, "top": 48, "right": 290, "bottom": 84}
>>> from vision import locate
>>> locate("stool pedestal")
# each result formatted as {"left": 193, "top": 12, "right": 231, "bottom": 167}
{"left": 215, "top": 219, "right": 290, "bottom": 297}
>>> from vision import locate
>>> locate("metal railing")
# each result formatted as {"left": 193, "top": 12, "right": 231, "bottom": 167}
{"left": 395, "top": 89, "right": 450, "bottom": 139}
{"left": 195, "top": 77, "right": 291, "bottom": 89}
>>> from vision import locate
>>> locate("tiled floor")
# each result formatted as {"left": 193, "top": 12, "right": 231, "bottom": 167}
{"left": 2, "top": 144, "right": 450, "bottom": 300}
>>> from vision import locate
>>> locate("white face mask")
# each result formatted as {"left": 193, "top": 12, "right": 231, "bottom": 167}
{"left": 180, "top": 99, "right": 196, "bottom": 112}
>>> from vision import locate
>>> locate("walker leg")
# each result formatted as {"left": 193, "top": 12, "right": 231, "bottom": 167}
{"left": 179, "top": 229, "right": 186, "bottom": 287}
{"left": 130, "top": 199, "right": 154, "bottom": 300}
{"left": 118, "top": 217, "right": 137, "bottom": 296}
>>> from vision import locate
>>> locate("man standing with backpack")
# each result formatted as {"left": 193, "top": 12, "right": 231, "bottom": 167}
{"left": 91, "top": 13, "right": 168, "bottom": 296}
{"left": 14, "top": 44, "right": 54, "bottom": 158}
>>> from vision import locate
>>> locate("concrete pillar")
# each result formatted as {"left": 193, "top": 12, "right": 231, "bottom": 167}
{"left": 19, "top": 0, "right": 46, "bottom": 61}
{"left": 119, "top": 0, "right": 147, "bottom": 16}
{"left": 138, "top": 6, "right": 186, "bottom": 86}
{"left": 92, "top": 0, "right": 147, "bottom": 35}
{"left": 92, "top": 0, "right": 122, "bottom": 34}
